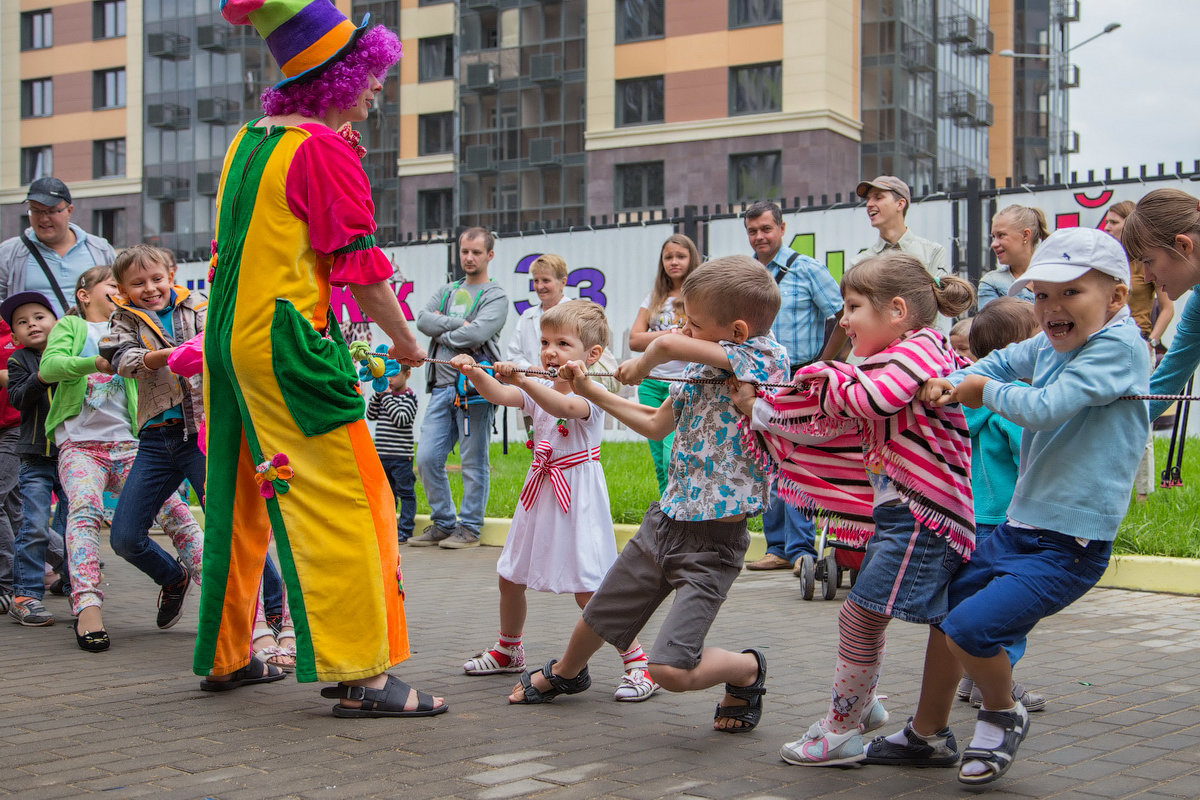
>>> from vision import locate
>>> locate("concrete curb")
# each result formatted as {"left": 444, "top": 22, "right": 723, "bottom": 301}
{"left": 410, "top": 514, "right": 1200, "bottom": 598}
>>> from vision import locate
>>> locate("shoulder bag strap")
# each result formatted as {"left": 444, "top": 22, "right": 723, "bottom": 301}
{"left": 18, "top": 233, "right": 70, "bottom": 312}
{"left": 773, "top": 251, "right": 800, "bottom": 285}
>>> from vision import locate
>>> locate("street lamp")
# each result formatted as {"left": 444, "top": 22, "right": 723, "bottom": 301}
{"left": 998, "top": 22, "right": 1121, "bottom": 179}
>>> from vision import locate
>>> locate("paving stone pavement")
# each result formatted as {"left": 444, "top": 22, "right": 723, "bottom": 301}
{"left": 3, "top": 541, "right": 1200, "bottom": 799}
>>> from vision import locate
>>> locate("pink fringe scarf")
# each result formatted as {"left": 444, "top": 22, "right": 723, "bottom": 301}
{"left": 741, "top": 328, "right": 976, "bottom": 559}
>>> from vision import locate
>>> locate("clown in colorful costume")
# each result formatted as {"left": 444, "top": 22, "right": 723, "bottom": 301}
{"left": 195, "top": 118, "right": 406, "bottom": 684}
{"left": 194, "top": 1, "right": 436, "bottom": 716}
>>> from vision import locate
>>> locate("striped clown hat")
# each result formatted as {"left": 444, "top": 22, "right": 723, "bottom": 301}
{"left": 221, "top": 0, "right": 370, "bottom": 89}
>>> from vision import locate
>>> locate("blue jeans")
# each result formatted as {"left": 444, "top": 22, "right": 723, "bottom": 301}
{"left": 762, "top": 483, "right": 816, "bottom": 563}
{"left": 415, "top": 386, "right": 494, "bottom": 535}
{"left": 974, "top": 522, "right": 1026, "bottom": 665}
{"left": 261, "top": 556, "right": 284, "bottom": 618}
{"left": 110, "top": 423, "right": 207, "bottom": 586}
{"left": 381, "top": 455, "right": 416, "bottom": 540}
{"left": 12, "top": 456, "right": 68, "bottom": 599}
{"left": 942, "top": 522, "right": 1111, "bottom": 659}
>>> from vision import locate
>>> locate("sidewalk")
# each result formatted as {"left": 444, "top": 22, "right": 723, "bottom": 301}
{"left": 3, "top": 542, "right": 1199, "bottom": 799}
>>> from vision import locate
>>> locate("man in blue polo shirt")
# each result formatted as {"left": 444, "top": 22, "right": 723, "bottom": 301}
{"left": 741, "top": 200, "right": 843, "bottom": 572}
{"left": 0, "top": 177, "right": 116, "bottom": 316}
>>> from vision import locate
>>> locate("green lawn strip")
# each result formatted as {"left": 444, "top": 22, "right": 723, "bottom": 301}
{"left": 411, "top": 437, "right": 1200, "bottom": 556}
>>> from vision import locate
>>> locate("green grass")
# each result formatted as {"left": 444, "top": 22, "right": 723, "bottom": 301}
{"left": 414, "top": 437, "right": 1200, "bottom": 558}
{"left": 1115, "top": 435, "right": 1200, "bottom": 559}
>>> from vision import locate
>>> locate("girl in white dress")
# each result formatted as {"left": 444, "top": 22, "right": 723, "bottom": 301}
{"left": 449, "top": 300, "right": 659, "bottom": 702}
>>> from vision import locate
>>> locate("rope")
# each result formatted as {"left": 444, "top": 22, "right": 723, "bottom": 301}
{"left": 419, "top": 358, "right": 799, "bottom": 390}
{"left": 423, "top": 359, "right": 1200, "bottom": 400}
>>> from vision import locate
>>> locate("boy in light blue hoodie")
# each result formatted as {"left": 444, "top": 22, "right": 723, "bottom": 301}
{"left": 865, "top": 227, "right": 1150, "bottom": 787}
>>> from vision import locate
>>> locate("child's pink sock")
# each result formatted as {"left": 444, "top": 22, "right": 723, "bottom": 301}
{"left": 488, "top": 632, "right": 522, "bottom": 666}
{"left": 824, "top": 600, "right": 889, "bottom": 734}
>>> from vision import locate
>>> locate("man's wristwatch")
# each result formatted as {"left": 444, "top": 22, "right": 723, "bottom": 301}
{"left": 1149, "top": 337, "right": 1161, "bottom": 349}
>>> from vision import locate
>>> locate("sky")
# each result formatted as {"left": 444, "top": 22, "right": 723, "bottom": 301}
{"left": 1068, "top": 0, "right": 1198, "bottom": 177}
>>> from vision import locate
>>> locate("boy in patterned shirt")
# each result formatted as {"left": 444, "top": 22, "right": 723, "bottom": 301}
{"left": 505, "top": 256, "right": 787, "bottom": 734}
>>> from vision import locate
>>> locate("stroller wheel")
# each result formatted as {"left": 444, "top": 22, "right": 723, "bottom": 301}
{"left": 821, "top": 554, "right": 838, "bottom": 600}
{"left": 797, "top": 554, "right": 815, "bottom": 601}
{"left": 849, "top": 568, "right": 859, "bottom": 588}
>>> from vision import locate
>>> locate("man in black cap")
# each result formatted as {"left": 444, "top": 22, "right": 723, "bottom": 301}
{"left": 0, "top": 177, "right": 116, "bottom": 316}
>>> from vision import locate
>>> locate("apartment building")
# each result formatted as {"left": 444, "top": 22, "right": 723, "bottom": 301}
{"left": 1, "top": 0, "right": 141, "bottom": 245}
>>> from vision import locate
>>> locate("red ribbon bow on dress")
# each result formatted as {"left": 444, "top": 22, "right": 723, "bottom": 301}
{"left": 518, "top": 441, "right": 601, "bottom": 513}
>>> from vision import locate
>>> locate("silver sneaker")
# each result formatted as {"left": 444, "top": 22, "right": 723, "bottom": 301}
{"left": 969, "top": 681, "right": 1046, "bottom": 712}
{"left": 9, "top": 597, "right": 54, "bottom": 627}
{"left": 408, "top": 524, "right": 454, "bottom": 547}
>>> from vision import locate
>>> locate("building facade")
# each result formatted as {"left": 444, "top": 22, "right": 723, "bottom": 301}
{"left": 1, "top": 0, "right": 142, "bottom": 245}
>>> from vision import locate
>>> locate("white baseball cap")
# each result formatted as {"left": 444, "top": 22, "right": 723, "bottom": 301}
{"left": 1009, "top": 226, "right": 1130, "bottom": 295}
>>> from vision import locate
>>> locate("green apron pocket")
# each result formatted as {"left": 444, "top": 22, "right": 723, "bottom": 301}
{"left": 270, "top": 298, "right": 364, "bottom": 437}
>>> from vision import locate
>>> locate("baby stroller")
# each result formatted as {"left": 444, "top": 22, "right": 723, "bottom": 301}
{"left": 796, "top": 520, "right": 867, "bottom": 601}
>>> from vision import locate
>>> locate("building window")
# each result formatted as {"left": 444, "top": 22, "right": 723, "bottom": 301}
{"left": 419, "top": 112, "right": 453, "bottom": 156}
{"left": 21, "top": 146, "right": 53, "bottom": 185}
{"left": 730, "top": 62, "right": 782, "bottom": 115}
{"left": 93, "top": 68, "right": 126, "bottom": 109}
{"left": 418, "top": 36, "right": 454, "bottom": 82}
{"left": 729, "top": 151, "right": 781, "bottom": 204}
{"left": 92, "top": 208, "right": 122, "bottom": 244}
{"left": 418, "top": 189, "right": 453, "bottom": 232}
{"left": 21, "top": 10, "right": 52, "bottom": 50}
{"left": 730, "top": 0, "right": 781, "bottom": 28}
{"left": 159, "top": 201, "right": 176, "bottom": 234}
{"left": 93, "top": 0, "right": 125, "bottom": 39}
{"left": 20, "top": 79, "right": 53, "bottom": 118}
{"left": 93, "top": 138, "right": 126, "bottom": 179}
{"left": 616, "top": 76, "right": 664, "bottom": 126}
{"left": 616, "top": 0, "right": 663, "bottom": 43}
{"left": 616, "top": 162, "right": 664, "bottom": 212}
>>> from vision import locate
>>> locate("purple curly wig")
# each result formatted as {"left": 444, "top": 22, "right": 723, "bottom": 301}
{"left": 260, "top": 26, "right": 402, "bottom": 118}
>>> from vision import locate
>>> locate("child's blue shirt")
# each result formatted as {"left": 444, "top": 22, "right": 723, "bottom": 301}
{"left": 948, "top": 310, "right": 1149, "bottom": 540}
{"left": 660, "top": 334, "right": 788, "bottom": 521}
{"left": 962, "top": 402, "right": 1022, "bottom": 525}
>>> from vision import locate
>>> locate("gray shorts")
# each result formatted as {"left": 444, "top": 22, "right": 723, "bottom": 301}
{"left": 581, "top": 503, "right": 750, "bottom": 669}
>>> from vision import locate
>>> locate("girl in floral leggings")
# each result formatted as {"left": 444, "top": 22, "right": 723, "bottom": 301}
{"left": 39, "top": 266, "right": 204, "bottom": 652}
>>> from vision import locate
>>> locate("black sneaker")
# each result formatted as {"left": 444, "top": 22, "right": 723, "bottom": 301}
{"left": 863, "top": 719, "right": 959, "bottom": 767}
{"left": 157, "top": 560, "right": 191, "bottom": 629}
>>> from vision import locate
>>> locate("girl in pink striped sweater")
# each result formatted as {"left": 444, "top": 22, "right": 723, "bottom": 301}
{"left": 735, "top": 252, "right": 976, "bottom": 766}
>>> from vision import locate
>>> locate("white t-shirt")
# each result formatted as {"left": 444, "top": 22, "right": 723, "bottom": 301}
{"left": 639, "top": 294, "right": 689, "bottom": 379}
{"left": 55, "top": 320, "right": 134, "bottom": 445}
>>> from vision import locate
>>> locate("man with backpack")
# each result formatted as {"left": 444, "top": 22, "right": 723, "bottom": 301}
{"left": 412, "top": 227, "right": 508, "bottom": 549}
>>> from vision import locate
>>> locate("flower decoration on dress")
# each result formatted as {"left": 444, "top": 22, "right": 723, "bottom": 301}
{"left": 526, "top": 419, "right": 569, "bottom": 449}
{"left": 254, "top": 452, "right": 295, "bottom": 498}
{"left": 355, "top": 343, "right": 401, "bottom": 393}
{"left": 209, "top": 239, "right": 218, "bottom": 283}
{"left": 336, "top": 123, "right": 368, "bottom": 159}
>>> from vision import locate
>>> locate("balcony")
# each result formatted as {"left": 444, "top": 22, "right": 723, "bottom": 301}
{"left": 1059, "top": 63, "right": 1080, "bottom": 88}
{"left": 530, "top": 53, "right": 560, "bottom": 83}
{"left": 148, "top": 32, "right": 190, "bottom": 60}
{"left": 939, "top": 91, "right": 993, "bottom": 127}
{"left": 901, "top": 39, "right": 936, "bottom": 72}
{"left": 529, "top": 137, "right": 559, "bottom": 166}
{"left": 966, "top": 29, "right": 994, "bottom": 55}
{"left": 938, "top": 15, "right": 976, "bottom": 44}
{"left": 146, "top": 175, "right": 190, "bottom": 201}
{"left": 465, "top": 62, "right": 498, "bottom": 92}
{"left": 198, "top": 97, "right": 239, "bottom": 124}
{"left": 1058, "top": 130, "right": 1081, "bottom": 154}
{"left": 196, "top": 171, "right": 220, "bottom": 196}
{"left": 464, "top": 144, "right": 495, "bottom": 172}
{"left": 147, "top": 102, "right": 191, "bottom": 130}
{"left": 1055, "top": 0, "right": 1081, "bottom": 22}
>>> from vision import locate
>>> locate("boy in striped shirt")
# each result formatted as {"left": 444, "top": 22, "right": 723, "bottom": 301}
{"left": 368, "top": 365, "right": 418, "bottom": 543}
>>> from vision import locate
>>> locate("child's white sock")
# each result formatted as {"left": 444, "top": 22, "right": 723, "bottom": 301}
{"left": 960, "top": 704, "right": 1015, "bottom": 778}
{"left": 619, "top": 644, "right": 648, "bottom": 671}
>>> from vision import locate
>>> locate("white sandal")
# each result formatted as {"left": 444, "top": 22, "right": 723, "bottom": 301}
{"left": 613, "top": 666, "right": 660, "bottom": 702}
{"left": 252, "top": 627, "right": 295, "bottom": 673}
